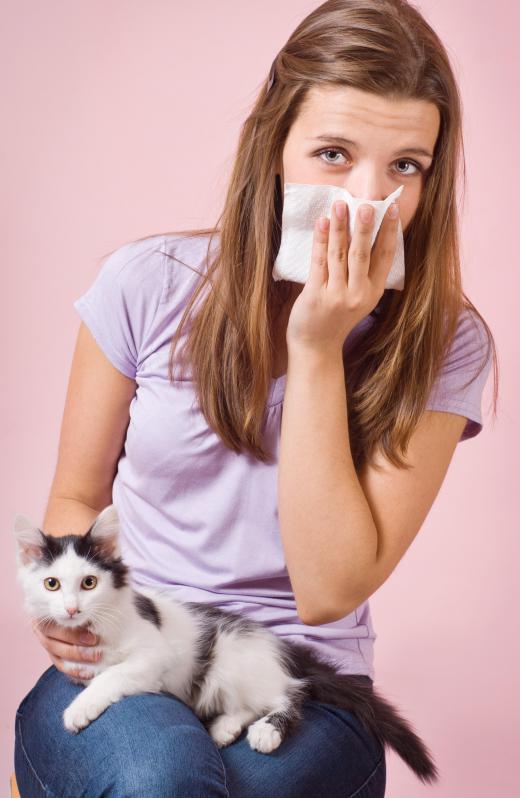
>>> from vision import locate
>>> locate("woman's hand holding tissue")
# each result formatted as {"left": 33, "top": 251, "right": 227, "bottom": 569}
{"left": 285, "top": 199, "right": 400, "bottom": 355}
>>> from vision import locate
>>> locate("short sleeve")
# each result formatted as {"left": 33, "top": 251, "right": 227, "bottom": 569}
{"left": 425, "top": 309, "right": 493, "bottom": 441}
{"left": 73, "top": 235, "right": 167, "bottom": 379}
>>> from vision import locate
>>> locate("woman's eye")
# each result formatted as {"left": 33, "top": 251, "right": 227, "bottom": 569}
{"left": 82, "top": 575, "right": 97, "bottom": 590}
{"left": 317, "top": 148, "right": 347, "bottom": 165}
{"left": 395, "top": 159, "right": 421, "bottom": 175}
{"left": 44, "top": 577, "right": 60, "bottom": 591}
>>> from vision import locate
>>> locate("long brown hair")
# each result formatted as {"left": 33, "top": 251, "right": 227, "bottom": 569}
{"left": 105, "top": 0, "right": 499, "bottom": 470}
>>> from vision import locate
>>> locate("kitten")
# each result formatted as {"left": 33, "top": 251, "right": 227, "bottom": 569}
{"left": 14, "top": 504, "right": 438, "bottom": 785}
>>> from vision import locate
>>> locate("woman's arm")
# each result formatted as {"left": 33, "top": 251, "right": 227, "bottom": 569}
{"left": 278, "top": 346, "right": 466, "bottom": 626}
{"left": 30, "top": 320, "right": 137, "bottom": 677}
{"left": 278, "top": 346, "right": 377, "bottom": 626}
{"left": 42, "top": 496, "right": 105, "bottom": 537}
{"left": 43, "top": 320, "right": 136, "bottom": 535}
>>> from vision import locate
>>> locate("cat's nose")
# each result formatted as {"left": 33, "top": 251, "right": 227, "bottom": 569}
{"left": 66, "top": 607, "right": 78, "bottom": 617}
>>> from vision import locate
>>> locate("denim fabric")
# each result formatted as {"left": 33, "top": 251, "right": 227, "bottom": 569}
{"left": 14, "top": 666, "right": 386, "bottom": 797}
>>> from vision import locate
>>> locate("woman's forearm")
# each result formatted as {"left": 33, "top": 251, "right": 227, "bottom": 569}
{"left": 42, "top": 495, "right": 105, "bottom": 537}
{"left": 277, "top": 346, "right": 378, "bottom": 626}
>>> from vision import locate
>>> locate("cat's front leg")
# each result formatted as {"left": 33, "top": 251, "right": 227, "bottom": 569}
{"left": 63, "top": 656, "right": 162, "bottom": 734}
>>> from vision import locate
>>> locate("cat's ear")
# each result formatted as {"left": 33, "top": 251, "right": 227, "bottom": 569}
{"left": 13, "top": 515, "right": 47, "bottom": 566}
{"left": 87, "top": 504, "right": 121, "bottom": 558}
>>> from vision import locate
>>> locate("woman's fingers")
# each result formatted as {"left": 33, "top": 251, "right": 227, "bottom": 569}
{"left": 326, "top": 200, "right": 350, "bottom": 290}
{"left": 307, "top": 215, "right": 330, "bottom": 292}
{"left": 346, "top": 204, "right": 376, "bottom": 294}
{"left": 370, "top": 202, "right": 400, "bottom": 292}
{"left": 32, "top": 619, "right": 101, "bottom": 665}
{"left": 49, "top": 653, "right": 95, "bottom": 682}
{"left": 32, "top": 617, "right": 98, "bottom": 646}
{"left": 309, "top": 199, "right": 400, "bottom": 297}
{"left": 35, "top": 625, "right": 101, "bottom": 663}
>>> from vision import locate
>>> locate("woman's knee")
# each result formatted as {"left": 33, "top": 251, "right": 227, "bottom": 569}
{"left": 16, "top": 719, "right": 228, "bottom": 798}
{"left": 102, "top": 726, "right": 228, "bottom": 797}
{"left": 219, "top": 700, "right": 385, "bottom": 798}
{"left": 14, "top": 666, "right": 228, "bottom": 797}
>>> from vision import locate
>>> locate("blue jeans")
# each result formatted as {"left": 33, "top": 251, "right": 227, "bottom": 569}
{"left": 14, "top": 665, "right": 386, "bottom": 797}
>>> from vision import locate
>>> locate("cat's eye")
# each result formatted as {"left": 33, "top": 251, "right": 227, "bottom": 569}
{"left": 44, "top": 577, "right": 60, "bottom": 591}
{"left": 82, "top": 575, "right": 97, "bottom": 590}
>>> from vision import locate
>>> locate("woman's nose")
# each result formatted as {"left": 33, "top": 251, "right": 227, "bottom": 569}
{"left": 341, "top": 172, "right": 388, "bottom": 201}
{"left": 343, "top": 183, "right": 387, "bottom": 201}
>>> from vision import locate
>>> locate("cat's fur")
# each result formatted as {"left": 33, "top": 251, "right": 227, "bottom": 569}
{"left": 14, "top": 504, "right": 438, "bottom": 784}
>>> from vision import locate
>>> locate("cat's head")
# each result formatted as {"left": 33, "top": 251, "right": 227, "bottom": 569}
{"left": 13, "top": 504, "right": 129, "bottom": 629}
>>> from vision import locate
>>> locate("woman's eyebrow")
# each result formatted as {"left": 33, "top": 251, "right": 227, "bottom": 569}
{"left": 306, "top": 134, "right": 434, "bottom": 159}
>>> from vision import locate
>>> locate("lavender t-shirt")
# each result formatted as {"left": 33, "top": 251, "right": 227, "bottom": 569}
{"left": 73, "top": 233, "right": 492, "bottom": 680}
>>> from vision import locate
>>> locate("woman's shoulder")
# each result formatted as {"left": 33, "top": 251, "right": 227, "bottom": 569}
{"left": 163, "top": 231, "right": 219, "bottom": 301}
{"left": 442, "top": 306, "right": 492, "bottom": 377}
{"left": 70, "top": 230, "right": 219, "bottom": 378}
{"left": 88, "top": 230, "right": 219, "bottom": 303}
{"left": 80, "top": 234, "right": 168, "bottom": 306}
{"left": 425, "top": 306, "right": 494, "bottom": 441}
{"left": 97, "top": 229, "right": 217, "bottom": 271}
{"left": 161, "top": 229, "right": 220, "bottom": 260}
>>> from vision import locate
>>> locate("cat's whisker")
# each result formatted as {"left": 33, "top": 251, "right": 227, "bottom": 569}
{"left": 90, "top": 606, "right": 121, "bottom": 625}
{"left": 92, "top": 610, "right": 121, "bottom": 631}
{"left": 32, "top": 615, "right": 56, "bottom": 634}
{"left": 89, "top": 605, "right": 124, "bottom": 635}
{"left": 92, "top": 601, "right": 125, "bottom": 620}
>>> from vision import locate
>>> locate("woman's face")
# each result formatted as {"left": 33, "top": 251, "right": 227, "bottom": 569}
{"left": 281, "top": 85, "right": 441, "bottom": 235}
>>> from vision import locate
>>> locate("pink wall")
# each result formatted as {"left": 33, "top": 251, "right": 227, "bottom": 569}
{"left": 2, "top": 1, "right": 517, "bottom": 794}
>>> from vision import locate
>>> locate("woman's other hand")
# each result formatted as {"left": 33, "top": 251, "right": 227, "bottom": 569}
{"left": 31, "top": 618, "right": 101, "bottom": 683}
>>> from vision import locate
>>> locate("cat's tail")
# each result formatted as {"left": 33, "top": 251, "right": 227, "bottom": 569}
{"left": 282, "top": 640, "right": 439, "bottom": 785}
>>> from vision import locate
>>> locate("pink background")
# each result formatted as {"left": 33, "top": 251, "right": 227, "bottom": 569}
{"left": 2, "top": 1, "right": 517, "bottom": 794}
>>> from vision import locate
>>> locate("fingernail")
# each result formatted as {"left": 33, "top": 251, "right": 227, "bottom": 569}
{"left": 388, "top": 202, "right": 399, "bottom": 219}
{"left": 335, "top": 201, "right": 347, "bottom": 220}
{"left": 359, "top": 205, "right": 374, "bottom": 223}
{"left": 80, "top": 632, "right": 96, "bottom": 644}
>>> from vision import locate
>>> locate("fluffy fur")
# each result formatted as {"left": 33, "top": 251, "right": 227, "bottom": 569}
{"left": 14, "top": 505, "right": 438, "bottom": 784}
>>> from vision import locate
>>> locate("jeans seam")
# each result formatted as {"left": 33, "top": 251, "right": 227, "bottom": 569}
{"left": 15, "top": 666, "right": 56, "bottom": 719}
{"left": 346, "top": 753, "right": 385, "bottom": 798}
{"left": 16, "top": 714, "right": 57, "bottom": 797}
{"left": 187, "top": 726, "right": 230, "bottom": 797}
{"left": 204, "top": 730, "right": 230, "bottom": 797}
{"left": 218, "top": 752, "right": 230, "bottom": 798}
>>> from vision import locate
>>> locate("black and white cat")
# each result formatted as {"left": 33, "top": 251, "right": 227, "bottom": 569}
{"left": 14, "top": 504, "right": 438, "bottom": 785}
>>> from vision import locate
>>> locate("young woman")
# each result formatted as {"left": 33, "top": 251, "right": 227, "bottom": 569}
{"left": 14, "top": 0, "right": 497, "bottom": 795}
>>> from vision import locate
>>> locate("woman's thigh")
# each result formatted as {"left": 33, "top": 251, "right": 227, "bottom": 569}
{"left": 15, "top": 666, "right": 385, "bottom": 798}
{"left": 220, "top": 699, "right": 386, "bottom": 798}
{"left": 14, "top": 665, "right": 228, "bottom": 797}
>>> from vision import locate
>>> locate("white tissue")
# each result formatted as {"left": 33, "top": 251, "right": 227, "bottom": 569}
{"left": 272, "top": 182, "right": 405, "bottom": 290}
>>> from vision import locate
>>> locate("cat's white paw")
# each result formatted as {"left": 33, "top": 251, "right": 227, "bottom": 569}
{"left": 63, "top": 696, "right": 108, "bottom": 733}
{"left": 208, "top": 715, "right": 244, "bottom": 748}
{"left": 247, "top": 717, "right": 282, "bottom": 753}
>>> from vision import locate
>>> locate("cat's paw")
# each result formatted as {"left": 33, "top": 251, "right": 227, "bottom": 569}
{"left": 63, "top": 696, "right": 108, "bottom": 733}
{"left": 247, "top": 717, "right": 282, "bottom": 753}
{"left": 208, "top": 715, "right": 244, "bottom": 748}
